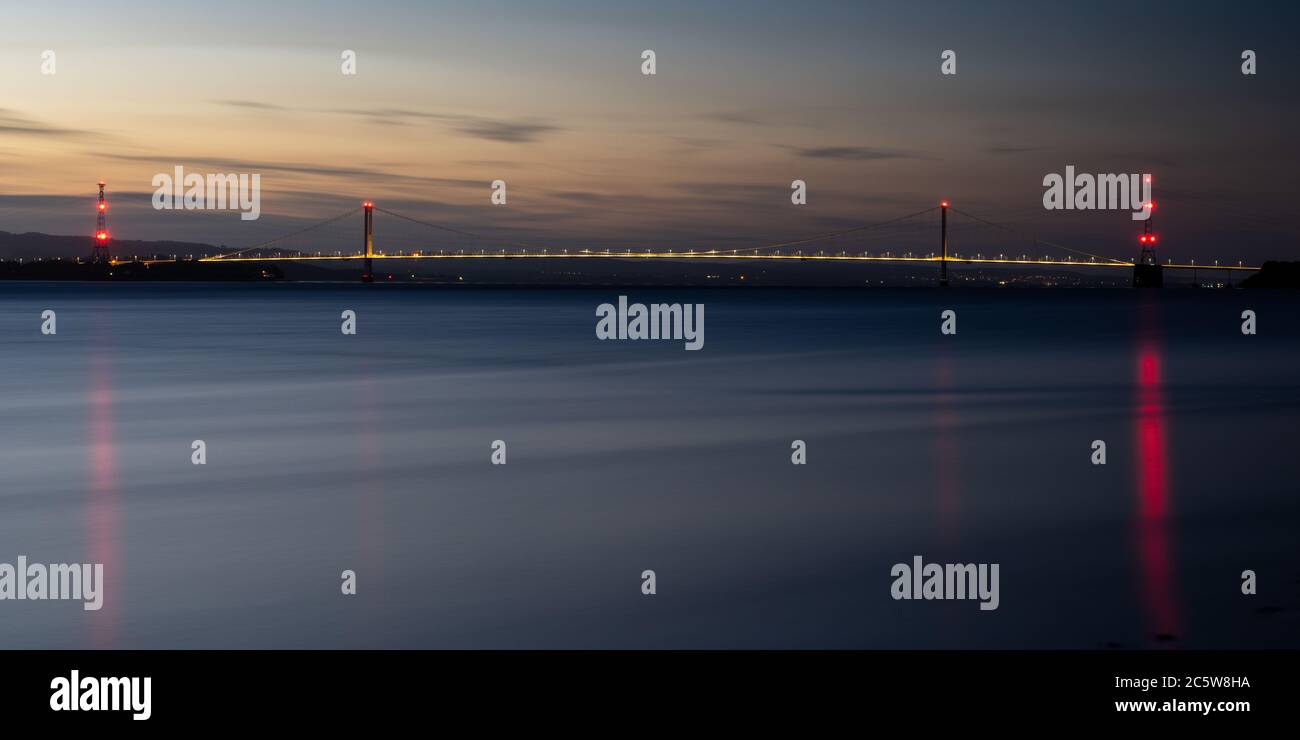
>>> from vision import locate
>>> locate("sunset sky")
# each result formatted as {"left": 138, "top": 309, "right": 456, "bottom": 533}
{"left": 1, "top": 0, "right": 1297, "bottom": 261}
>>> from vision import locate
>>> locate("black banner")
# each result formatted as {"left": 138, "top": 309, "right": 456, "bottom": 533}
{"left": 3, "top": 650, "right": 1288, "bottom": 727}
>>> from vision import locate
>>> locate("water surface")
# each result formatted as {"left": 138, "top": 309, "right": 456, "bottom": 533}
{"left": 1, "top": 283, "right": 1297, "bottom": 648}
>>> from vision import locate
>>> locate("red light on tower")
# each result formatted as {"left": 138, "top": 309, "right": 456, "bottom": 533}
{"left": 92, "top": 182, "right": 111, "bottom": 263}
{"left": 940, "top": 200, "right": 949, "bottom": 208}
{"left": 1136, "top": 183, "right": 1158, "bottom": 271}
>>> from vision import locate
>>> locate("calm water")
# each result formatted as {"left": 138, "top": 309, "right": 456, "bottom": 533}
{"left": 1, "top": 283, "right": 1297, "bottom": 649}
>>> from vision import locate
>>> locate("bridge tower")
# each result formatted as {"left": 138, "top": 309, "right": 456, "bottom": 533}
{"left": 361, "top": 200, "right": 374, "bottom": 283}
{"left": 939, "top": 200, "right": 949, "bottom": 287}
{"left": 92, "top": 181, "right": 111, "bottom": 263}
{"left": 1133, "top": 191, "right": 1162, "bottom": 287}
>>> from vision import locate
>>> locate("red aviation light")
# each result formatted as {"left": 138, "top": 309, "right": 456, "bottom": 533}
{"left": 940, "top": 200, "right": 949, "bottom": 208}
{"left": 98, "top": 202, "right": 106, "bottom": 211}
{"left": 95, "top": 231, "right": 108, "bottom": 241}
{"left": 362, "top": 201, "right": 374, "bottom": 208}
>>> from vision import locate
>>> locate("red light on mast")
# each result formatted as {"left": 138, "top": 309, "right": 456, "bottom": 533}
{"left": 940, "top": 200, "right": 949, "bottom": 208}
{"left": 92, "top": 181, "right": 111, "bottom": 262}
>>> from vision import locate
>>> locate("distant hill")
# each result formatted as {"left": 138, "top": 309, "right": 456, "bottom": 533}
{"left": 1241, "top": 261, "right": 1300, "bottom": 288}
{"left": 0, "top": 231, "right": 222, "bottom": 260}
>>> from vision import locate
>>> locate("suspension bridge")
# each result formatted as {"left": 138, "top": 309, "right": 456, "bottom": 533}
{"left": 100, "top": 192, "right": 1259, "bottom": 286}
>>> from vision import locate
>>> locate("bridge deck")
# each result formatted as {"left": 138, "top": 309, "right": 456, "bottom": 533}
{"left": 177, "top": 252, "right": 1257, "bottom": 271}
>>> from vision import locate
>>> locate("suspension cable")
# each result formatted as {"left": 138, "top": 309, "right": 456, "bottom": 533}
{"left": 949, "top": 207, "right": 1130, "bottom": 264}
{"left": 724, "top": 206, "right": 941, "bottom": 254}
{"left": 375, "top": 207, "right": 553, "bottom": 251}
{"left": 207, "top": 207, "right": 362, "bottom": 260}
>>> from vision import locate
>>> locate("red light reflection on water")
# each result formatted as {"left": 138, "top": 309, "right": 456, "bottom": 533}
{"left": 87, "top": 351, "right": 119, "bottom": 648}
{"left": 1134, "top": 330, "right": 1178, "bottom": 640}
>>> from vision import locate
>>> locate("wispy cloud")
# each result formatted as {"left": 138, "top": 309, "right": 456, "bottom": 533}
{"left": 95, "top": 153, "right": 484, "bottom": 189}
{"left": 984, "top": 145, "right": 1039, "bottom": 155}
{"left": 791, "top": 146, "right": 919, "bottom": 161}
{"left": 701, "top": 110, "right": 767, "bottom": 126}
{"left": 354, "top": 109, "right": 561, "bottom": 143}
{"left": 449, "top": 117, "right": 558, "bottom": 143}
{"left": 213, "top": 101, "right": 563, "bottom": 143}
{"left": 0, "top": 109, "right": 97, "bottom": 138}
{"left": 214, "top": 99, "right": 290, "bottom": 111}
